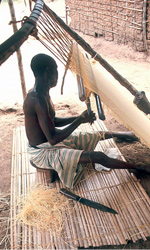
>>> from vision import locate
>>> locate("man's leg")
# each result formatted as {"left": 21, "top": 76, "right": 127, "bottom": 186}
{"left": 99, "top": 131, "right": 139, "bottom": 141}
{"left": 79, "top": 151, "right": 150, "bottom": 173}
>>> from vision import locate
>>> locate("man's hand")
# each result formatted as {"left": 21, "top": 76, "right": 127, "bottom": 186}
{"left": 80, "top": 110, "right": 96, "bottom": 124}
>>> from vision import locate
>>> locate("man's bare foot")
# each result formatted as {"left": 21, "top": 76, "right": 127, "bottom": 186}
{"left": 135, "top": 164, "right": 150, "bottom": 173}
{"left": 116, "top": 132, "right": 139, "bottom": 142}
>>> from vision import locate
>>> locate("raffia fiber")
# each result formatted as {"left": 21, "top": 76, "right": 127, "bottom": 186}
{"left": 10, "top": 125, "right": 150, "bottom": 249}
{"left": 16, "top": 185, "right": 70, "bottom": 235}
{"left": 68, "top": 43, "right": 150, "bottom": 148}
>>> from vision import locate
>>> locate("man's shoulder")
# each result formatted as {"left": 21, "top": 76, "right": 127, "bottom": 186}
{"left": 25, "top": 91, "right": 45, "bottom": 103}
{"left": 24, "top": 91, "right": 48, "bottom": 113}
{"left": 23, "top": 91, "right": 39, "bottom": 113}
{"left": 24, "top": 92, "right": 37, "bottom": 104}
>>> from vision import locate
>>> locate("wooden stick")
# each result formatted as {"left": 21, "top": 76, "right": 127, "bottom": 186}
{"left": 83, "top": 168, "right": 114, "bottom": 245}
{"left": 58, "top": 183, "right": 79, "bottom": 248}
{"left": 76, "top": 182, "right": 103, "bottom": 246}
{"left": 101, "top": 171, "right": 129, "bottom": 243}
{"left": 52, "top": 182, "right": 67, "bottom": 249}
{"left": 45, "top": 230, "right": 55, "bottom": 250}
{"left": 15, "top": 127, "right": 22, "bottom": 249}
{"left": 0, "top": 22, "right": 35, "bottom": 66}
{"left": 70, "top": 8, "right": 143, "bottom": 28}
{"left": 20, "top": 127, "right": 28, "bottom": 250}
{"left": 33, "top": 227, "right": 38, "bottom": 250}
{"left": 10, "top": 129, "right": 16, "bottom": 249}
{"left": 71, "top": 5, "right": 143, "bottom": 13}
{"left": 127, "top": 182, "right": 149, "bottom": 240}
{"left": 142, "top": 0, "right": 148, "bottom": 51}
{"left": 0, "top": 0, "right": 44, "bottom": 65}
{"left": 114, "top": 170, "right": 147, "bottom": 241}
{"left": 89, "top": 170, "right": 119, "bottom": 245}
{"left": 75, "top": 185, "right": 93, "bottom": 248}
{"left": 71, "top": 201, "right": 87, "bottom": 247}
{"left": 110, "top": 172, "right": 137, "bottom": 242}
{"left": 8, "top": 0, "right": 27, "bottom": 99}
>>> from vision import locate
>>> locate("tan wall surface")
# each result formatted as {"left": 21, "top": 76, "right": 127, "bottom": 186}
{"left": 66, "top": 0, "right": 149, "bottom": 52}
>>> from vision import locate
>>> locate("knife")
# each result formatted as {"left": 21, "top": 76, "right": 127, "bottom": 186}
{"left": 60, "top": 188, "right": 118, "bottom": 214}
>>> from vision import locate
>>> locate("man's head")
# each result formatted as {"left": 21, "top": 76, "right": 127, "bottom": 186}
{"left": 31, "top": 54, "right": 58, "bottom": 89}
{"left": 31, "top": 54, "right": 57, "bottom": 77}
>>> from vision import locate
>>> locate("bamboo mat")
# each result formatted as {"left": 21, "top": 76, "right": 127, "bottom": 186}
{"left": 11, "top": 122, "right": 150, "bottom": 249}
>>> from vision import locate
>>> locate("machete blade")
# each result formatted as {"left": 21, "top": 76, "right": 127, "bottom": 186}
{"left": 60, "top": 188, "right": 118, "bottom": 214}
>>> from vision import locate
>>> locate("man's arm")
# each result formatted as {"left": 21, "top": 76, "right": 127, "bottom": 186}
{"left": 54, "top": 116, "right": 79, "bottom": 127}
{"left": 35, "top": 98, "right": 96, "bottom": 145}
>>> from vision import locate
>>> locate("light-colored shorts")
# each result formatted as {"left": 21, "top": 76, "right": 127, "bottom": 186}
{"left": 28, "top": 131, "right": 101, "bottom": 189}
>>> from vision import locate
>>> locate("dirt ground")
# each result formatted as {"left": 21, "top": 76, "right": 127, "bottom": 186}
{"left": 0, "top": 0, "right": 150, "bottom": 249}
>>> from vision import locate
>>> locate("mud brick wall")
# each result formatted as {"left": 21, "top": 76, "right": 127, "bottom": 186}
{"left": 65, "top": 0, "right": 148, "bottom": 52}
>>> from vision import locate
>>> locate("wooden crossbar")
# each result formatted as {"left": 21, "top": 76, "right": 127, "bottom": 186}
{"left": 11, "top": 121, "right": 150, "bottom": 249}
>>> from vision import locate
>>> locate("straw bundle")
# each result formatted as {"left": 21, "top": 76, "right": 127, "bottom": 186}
{"left": 17, "top": 185, "right": 70, "bottom": 235}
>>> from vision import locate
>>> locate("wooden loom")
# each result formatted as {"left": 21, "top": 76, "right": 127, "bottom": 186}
{"left": 69, "top": 43, "right": 150, "bottom": 148}
{"left": 27, "top": 0, "right": 150, "bottom": 147}
{"left": 4, "top": 0, "right": 149, "bottom": 248}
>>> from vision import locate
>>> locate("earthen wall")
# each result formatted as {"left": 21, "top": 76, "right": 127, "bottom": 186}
{"left": 65, "top": 0, "right": 149, "bottom": 52}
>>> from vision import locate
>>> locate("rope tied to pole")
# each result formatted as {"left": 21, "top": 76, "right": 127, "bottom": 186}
{"left": 9, "top": 16, "right": 29, "bottom": 25}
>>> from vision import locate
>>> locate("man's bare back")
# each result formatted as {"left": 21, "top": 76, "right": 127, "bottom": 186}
{"left": 23, "top": 91, "right": 52, "bottom": 146}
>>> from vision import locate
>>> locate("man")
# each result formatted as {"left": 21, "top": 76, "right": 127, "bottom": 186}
{"left": 23, "top": 53, "right": 149, "bottom": 189}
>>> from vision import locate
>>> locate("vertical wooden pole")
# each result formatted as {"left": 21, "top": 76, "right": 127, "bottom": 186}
{"left": 143, "top": 0, "right": 148, "bottom": 52}
{"left": 65, "top": 5, "right": 69, "bottom": 25}
{"left": 8, "top": 0, "right": 27, "bottom": 100}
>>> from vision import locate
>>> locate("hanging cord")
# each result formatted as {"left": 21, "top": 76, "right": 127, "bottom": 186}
{"left": 9, "top": 15, "right": 39, "bottom": 40}
{"left": 61, "top": 44, "right": 73, "bottom": 95}
{"left": 9, "top": 16, "right": 30, "bottom": 25}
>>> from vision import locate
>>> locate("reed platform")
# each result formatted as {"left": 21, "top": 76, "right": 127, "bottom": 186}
{"left": 11, "top": 121, "right": 150, "bottom": 249}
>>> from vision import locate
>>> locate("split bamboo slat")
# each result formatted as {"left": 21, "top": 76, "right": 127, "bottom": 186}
{"left": 10, "top": 123, "right": 150, "bottom": 249}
